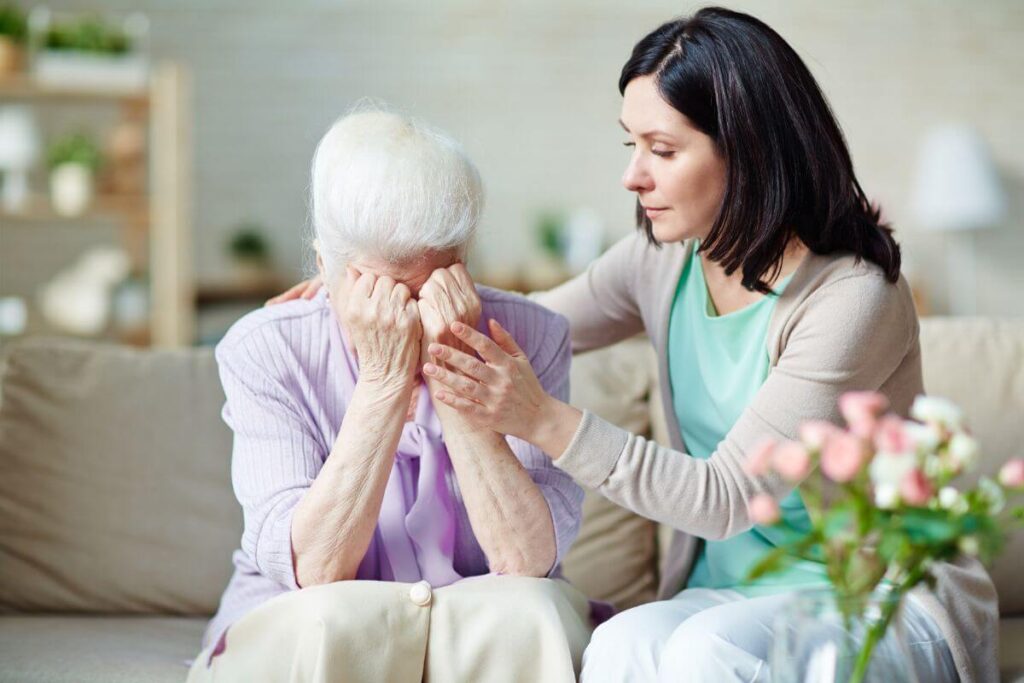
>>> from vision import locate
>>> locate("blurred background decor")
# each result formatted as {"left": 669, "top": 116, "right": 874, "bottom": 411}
{"left": 27, "top": 8, "right": 148, "bottom": 91}
{"left": 0, "top": 103, "right": 39, "bottom": 210}
{"left": 46, "top": 129, "right": 99, "bottom": 216}
{"left": 0, "top": 0, "right": 1021, "bottom": 350}
{"left": 0, "top": 3, "right": 27, "bottom": 78}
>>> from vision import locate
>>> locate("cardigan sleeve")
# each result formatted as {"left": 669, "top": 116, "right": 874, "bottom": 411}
{"left": 215, "top": 333, "right": 327, "bottom": 591}
{"left": 554, "top": 270, "right": 919, "bottom": 540}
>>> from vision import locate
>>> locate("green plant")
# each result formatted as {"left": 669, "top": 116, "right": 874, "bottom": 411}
{"left": 536, "top": 211, "right": 565, "bottom": 259}
{"left": 47, "top": 133, "right": 102, "bottom": 171}
{"left": 44, "top": 15, "right": 131, "bottom": 55}
{"left": 227, "top": 225, "right": 272, "bottom": 264}
{"left": 0, "top": 4, "right": 28, "bottom": 42}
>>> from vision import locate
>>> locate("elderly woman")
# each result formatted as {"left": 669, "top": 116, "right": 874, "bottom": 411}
{"left": 186, "top": 110, "right": 591, "bottom": 683}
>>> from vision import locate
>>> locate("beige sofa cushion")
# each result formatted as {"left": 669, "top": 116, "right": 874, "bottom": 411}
{"left": 0, "top": 339, "right": 239, "bottom": 615}
{"left": 560, "top": 338, "right": 659, "bottom": 611}
{"left": 920, "top": 318, "right": 1024, "bottom": 616}
{"left": 0, "top": 615, "right": 204, "bottom": 682}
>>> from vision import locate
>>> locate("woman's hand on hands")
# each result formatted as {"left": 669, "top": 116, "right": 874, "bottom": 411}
{"left": 416, "top": 263, "right": 482, "bottom": 361}
{"left": 337, "top": 267, "right": 421, "bottom": 392}
{"left": 265, "top": 275, "right": 323, "bottom": 306}
{"left": 423, "top": 319, "right": 550, "bottom": 440}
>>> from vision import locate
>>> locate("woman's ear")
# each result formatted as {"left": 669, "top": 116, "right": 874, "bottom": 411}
{"left": 313, "top": 239, "right": 325, "bottom": 278}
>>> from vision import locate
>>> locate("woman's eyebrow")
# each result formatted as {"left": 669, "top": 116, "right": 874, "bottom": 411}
{"left": 618, "top": 119, "right": 678, "bottom": 140}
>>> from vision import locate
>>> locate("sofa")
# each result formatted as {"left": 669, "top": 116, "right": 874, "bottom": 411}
{"left": 0, "top": 317, "right": 1021, "bottom": 682}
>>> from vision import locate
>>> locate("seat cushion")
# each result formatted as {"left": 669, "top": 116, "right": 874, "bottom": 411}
{"left": 560, "top": 338, "right": 659, "bottom": 610}
{"left": 0, "top": 615, "right": 205, "bottom": 683}
{"left": 0, "top": 338, "right": 240, "bottom": 615}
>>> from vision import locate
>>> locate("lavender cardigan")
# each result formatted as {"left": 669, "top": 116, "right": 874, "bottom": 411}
{"left": 202, "top": 286, "right": 583, "bottom": 648}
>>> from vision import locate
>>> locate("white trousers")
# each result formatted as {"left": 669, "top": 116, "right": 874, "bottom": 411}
{"left": 580, "top": 587, "right": 958, "bottom": 683}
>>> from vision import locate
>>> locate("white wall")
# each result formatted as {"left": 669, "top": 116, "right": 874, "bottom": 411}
{"left": 8, "top": 0, "right": 1024, "bottom": 316}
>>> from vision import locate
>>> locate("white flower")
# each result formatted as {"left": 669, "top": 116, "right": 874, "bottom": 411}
{"left": 874, "top": 483, "right": 900, "bottom": 509}
{"left": 870, "top": 451, "right": 917, "bottom": 489}
{"left": 904, "top": 421, "right": 943, "bottom": 454}
{"left": 938, "top": 486, "right": 968, "bottom": 514}
{"left": 958, "top": 536, "right": 980, "bottom": 556}
{"left": 948, "top": 433, "right": 980, "bottom": 470}
{"left": 923, "top": 454, "right": 944, "bottom": 478}
{"left": 978, "top": 477, "right": 1006, "bottom": 514}
{"left": 910, "top": 396, "right": 964, "bottom": 430}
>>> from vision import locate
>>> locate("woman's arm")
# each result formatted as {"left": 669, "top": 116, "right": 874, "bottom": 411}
{"left": 290, "top": 377, "right": 413, "bottom": 586}
{"left": 429, "top": 271, "right": 918, "bottom": 538}
{"left": 418, "top": 268, "right": 580, "bottom": 576}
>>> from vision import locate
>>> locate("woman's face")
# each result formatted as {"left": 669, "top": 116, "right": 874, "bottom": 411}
{"left": 619, "top": 75, "right": 727, "bottom": 244}
{"left": 324, "top": 250, "right": 459, "bottom": 306}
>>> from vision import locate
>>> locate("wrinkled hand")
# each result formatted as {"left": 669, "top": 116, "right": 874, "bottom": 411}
{"left": 416, "top": 263, "right": 481, "bottom": 363}
{"left": 334, "top": 267, "right": 421, "bottom": 390}
{"left": 423, "top": 320, "right": 550, "bottom": 440}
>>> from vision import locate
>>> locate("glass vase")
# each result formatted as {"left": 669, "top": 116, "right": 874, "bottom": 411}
{"left": 771, "top": 586, "right": 919, "bottom": 683}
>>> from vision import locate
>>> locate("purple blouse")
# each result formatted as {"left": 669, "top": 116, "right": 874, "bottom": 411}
{"left": 202, "top": 287, "right": 583, "bottom": 648}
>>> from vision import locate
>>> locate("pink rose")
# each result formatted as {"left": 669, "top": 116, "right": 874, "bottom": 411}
{"left": 799, "top": 420, "right": 842, "bottom": 450}
{"left": 744, "top": 438, "right": 776, "bottom": 476}
{"left": 821, "top": 432, "right": 867, "bottom": 483}
{"left": 999, "top": 459, "right": 1024, "bottom": 489}
{"left": 874, "top": 414, "right": 912, "bottom": 454}
{"left": 749, "top": 494, "right": 781, "bottom": 525}
{"left": 839, "top": 391, "right": 890, "bottom": 438}
{"left": 899, "top": 468, "right": 934, "bottom": 506}
{"left": 773, "top": 441, "right": 812, "bottom": 482}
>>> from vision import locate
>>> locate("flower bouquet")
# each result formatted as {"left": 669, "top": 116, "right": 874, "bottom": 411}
{"left": 745, "top": 392, "right": 1024, "bottom": 683}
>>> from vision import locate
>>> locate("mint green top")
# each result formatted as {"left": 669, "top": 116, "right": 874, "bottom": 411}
{"left": 668, "top": 243, "right": 828, "bottom": 596}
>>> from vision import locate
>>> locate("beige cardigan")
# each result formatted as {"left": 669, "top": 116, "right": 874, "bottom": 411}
{"left": 536, "top": 233, "right": 999, "bottom": 683}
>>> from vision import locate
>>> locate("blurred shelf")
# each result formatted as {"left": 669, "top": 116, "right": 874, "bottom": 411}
{"left": 0, "top": 194, "right": 149, "bottom": 225}
{"left": 0, "top": 74, "right": 149, "bottom": 104}
{"left": 195, "top": 277, "right": 289, "bottom": 306}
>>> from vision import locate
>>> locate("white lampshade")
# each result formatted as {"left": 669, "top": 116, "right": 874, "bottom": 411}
{"left": 910, "top": 124, "right": 1007, "bottom": 232}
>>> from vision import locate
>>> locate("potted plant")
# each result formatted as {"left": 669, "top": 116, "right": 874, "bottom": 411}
{"left": 28, "top": 9, "right": 149, "bottom": 90}
{"left": 746, "top": 393, "right": 1023, "bottom": 682}
{"left": 0, "top": 3, "right": 27, "bottom": 78}
{"left": 227, "top": 223, "right": 275, "bottom": 284}
{"left": 47, "top": 132, "right": 102, "bottom": 216}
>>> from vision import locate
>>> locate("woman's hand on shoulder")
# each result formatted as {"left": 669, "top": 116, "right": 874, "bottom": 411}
{"left": 265, "top": 275, "right": 323, "bottom": 306}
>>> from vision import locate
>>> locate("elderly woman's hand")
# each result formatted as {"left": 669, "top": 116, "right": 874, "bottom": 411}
{"left": 416, "top": 263, "right": 482, "bottom": 361}
{"left": 423, "top": 320, "right": 554, "bottom": 441}
{"left": 336, "top": 267, "right": 421, "bottom": 390}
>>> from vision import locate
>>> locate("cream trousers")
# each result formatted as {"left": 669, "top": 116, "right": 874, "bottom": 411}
{"left": 187, "top": 575, "right": 592, "bottom": 683}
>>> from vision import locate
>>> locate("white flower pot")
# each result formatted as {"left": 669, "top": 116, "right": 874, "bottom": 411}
{"left": 50, "top": 162, "right": 94, "bottom": 217}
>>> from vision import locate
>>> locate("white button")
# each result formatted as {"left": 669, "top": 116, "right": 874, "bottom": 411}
{"left": 409, "top": 581, "right": 432, "bottom": 606}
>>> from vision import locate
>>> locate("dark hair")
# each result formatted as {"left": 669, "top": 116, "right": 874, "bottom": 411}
{"left": 620, "top": 7, "right": 900, "bottom": 292}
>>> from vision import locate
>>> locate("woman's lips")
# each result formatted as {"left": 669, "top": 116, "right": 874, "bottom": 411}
{"left": 644, "top": 207, "right": 669, "bottom": 218}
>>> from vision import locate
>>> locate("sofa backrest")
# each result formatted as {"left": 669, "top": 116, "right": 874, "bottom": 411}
{"left": 0, "top": 339, "right": 239, "bottom": 615}
{"left": 0, "top": 317, "right": 1021, "bottom": 617}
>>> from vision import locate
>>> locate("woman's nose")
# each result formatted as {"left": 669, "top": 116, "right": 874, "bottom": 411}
{"left": 621, "top": 154, "right": 653, "bottom": 193}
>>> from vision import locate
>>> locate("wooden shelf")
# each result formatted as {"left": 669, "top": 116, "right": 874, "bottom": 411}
{"left": 0, "top": 194, "right": 149, "bottom": 225}
{"left": 0, "top": 74, "right": 149, "bottom": 104}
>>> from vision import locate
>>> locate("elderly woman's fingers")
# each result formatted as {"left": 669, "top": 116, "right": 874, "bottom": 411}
{"left": 351, "top": 268, "right": 374, "bottom": 298}
{"left": 391, "top": 282, "right": 412, "bottom": 305}
{"left": 426, "top": 343, "right": 497, "bottom": 383}
{"left": 450, "top": 322, "right": 506, "bottom": 364}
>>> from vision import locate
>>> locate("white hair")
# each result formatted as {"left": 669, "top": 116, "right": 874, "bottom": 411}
{"left": 310, "top": 104, "right": 483, "bottom": 284}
